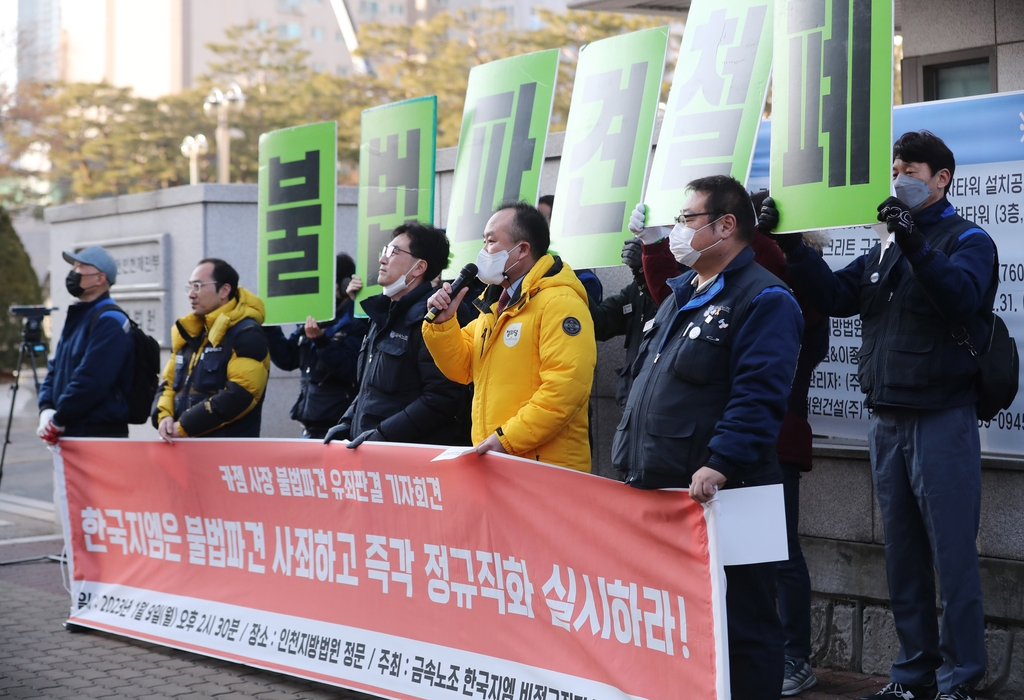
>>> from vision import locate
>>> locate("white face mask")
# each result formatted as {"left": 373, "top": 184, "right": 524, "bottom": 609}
{"left": 669, "top": 219, "right": 722, "bottom": 267}
{"left": 382, "top": 258, "right": 420, "bottom": 298}
{"left": 476, "top": 243, "right": 523, "bottom": 285}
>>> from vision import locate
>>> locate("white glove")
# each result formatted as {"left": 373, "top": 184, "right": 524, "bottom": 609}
{"left": 37, "top": 409, "right": 55, "bottom": 436}
{"left": 37, "top": 408, "right": 64, "bottom": 444}
{"left": 627, "top": 202, "right": 669, "bottom": 245}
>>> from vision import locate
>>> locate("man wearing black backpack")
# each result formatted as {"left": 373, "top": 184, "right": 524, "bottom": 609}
{"left": 38, "top": 246, "right": 136, "bottom": 443}
{"left": 776, "top": 132, "right": 996, "bottom": 700}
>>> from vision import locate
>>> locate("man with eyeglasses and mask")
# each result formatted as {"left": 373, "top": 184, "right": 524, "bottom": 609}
{"left": 153, "top": 258, "right": 270, "bottom": 441}
{"left": 773, "top": 131, "right": 996, "bottom": 700}
{"left": 323, "top": 223, "right": 470, "bottom": 448}
{"left": 613, "top": 175, "right": 804, "bottom": 700}
{"left": 37, "top": 246, "right": 135, "bottom": 443}
{"left": 422, "top": 200, "right": 596, "bottom": 472}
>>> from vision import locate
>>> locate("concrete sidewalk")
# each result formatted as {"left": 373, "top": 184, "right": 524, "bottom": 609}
{"left": 0, "top": 401, "right": 889, "bottom": 699}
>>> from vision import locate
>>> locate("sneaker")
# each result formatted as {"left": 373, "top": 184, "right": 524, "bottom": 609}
{"left": 860, "top": 682, "right": 938, "bottom": 700}
{"left": 936, "top": 685, "right": 976, "bottom": 700}
{"left": 782, "top": 656, "right": 818, "bottom": 696}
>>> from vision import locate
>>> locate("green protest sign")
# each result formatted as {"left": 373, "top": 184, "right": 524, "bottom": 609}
{"left": 258, "top": 121, "right": 338, "bottom": 325}
{"left": 446, "top": 50, "right": 559, "bottom": 270}
{"left": 770, "top": 0, "right": 893, "bottom": 232}
{"left": 646, "top": 0, "right": 773, "bottom": 226}
{"left": 356, "top": 96, "right": 437, "bottom": 308}
{"left": 548, "top": 27, "right": 669, "bottom": 268}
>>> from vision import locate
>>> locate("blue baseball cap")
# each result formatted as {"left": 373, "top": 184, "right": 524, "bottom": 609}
{"left": 63, "top": 246, "right": 118, "bottom": 284}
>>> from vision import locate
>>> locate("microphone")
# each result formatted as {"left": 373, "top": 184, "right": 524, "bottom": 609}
{"left": 425, "top": 263, "right": 477, "bottom": 323}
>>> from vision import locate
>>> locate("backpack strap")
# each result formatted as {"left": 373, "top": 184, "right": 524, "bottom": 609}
{"left": 87, "top": 299, "right": 132, "bottom": 336}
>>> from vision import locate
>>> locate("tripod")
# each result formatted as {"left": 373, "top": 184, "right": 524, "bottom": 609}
{"left": 1, "top": 326, "right": 48, "bottom": 487}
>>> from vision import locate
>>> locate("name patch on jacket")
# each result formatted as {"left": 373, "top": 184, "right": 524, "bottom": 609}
{"left": 504, "top": 323, "right": 522, "bottom": 347}
{"left": 562, "top": 317, "right": 581, "bottom": 336}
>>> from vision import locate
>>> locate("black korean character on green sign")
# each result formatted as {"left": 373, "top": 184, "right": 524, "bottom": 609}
{"left": 784, "top": 0, "right": 872, "bottom": 187}
{"left": 562, "top": 62, "right": 648, "bottom": 235}
{"left": 267, "top": 150, "right": 320, "bottom": 297}
{"left": 367, "top": 130, "right": 420, "bottom": 218}
{"left": 662, "top": 6, "right": 767, "bottom": 189}
{"left": 454, "top": 83, "right": 537, "bottom": 242}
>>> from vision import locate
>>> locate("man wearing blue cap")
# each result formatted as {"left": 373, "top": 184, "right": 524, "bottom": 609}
{"left": 37, "top": 246, "right": 134, "bottom": 443}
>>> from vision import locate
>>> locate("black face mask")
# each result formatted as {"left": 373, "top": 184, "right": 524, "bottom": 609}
{"left": 65, "top": 270, "right": 85, "bottom": 297}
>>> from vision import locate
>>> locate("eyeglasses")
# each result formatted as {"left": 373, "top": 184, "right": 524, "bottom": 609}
{"left": 674, "top": 211, "right": 723, "bottom": 226}
{"left": 185, "top": 281, "right": 218, "bottom": 294}
{"left": 381, "top": 243, "right": 413, "bottom": 259}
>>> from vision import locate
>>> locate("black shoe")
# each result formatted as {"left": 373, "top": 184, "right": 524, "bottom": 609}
{"left": 860, "top": 682, "right": 938, "bottom": 700}
{"left": 936, "top": 685, "right": 976, "bottom": 700}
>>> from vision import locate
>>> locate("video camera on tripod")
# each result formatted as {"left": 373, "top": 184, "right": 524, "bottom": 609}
{"left": 9, "top": 305, "right": 51, "bottom": 352}
{"left": 2, "top": 305, "right": 54, "bottom": 482}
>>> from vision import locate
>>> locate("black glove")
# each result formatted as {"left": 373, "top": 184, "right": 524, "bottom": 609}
{"left": 346, "top": 428, "right": 384, "bottom": 449}
{"left": 877, "top": 196, "right": 925, "bottom": 256}
{"left": 323, "top": 423, "right": 351, "bottom": 444}
{"left": 621, "top": 238, "right": 643, "bottom": 273}
{"left": 757, "top": 196, "right": 779, "bottom": 234}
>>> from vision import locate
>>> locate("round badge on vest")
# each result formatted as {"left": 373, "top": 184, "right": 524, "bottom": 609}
{"left": 870, "top": 272, "right": 880, "bottom": 284}
{"left": 688, "top": 326, "right": 701, "bottom": 339}
{"left": 562, "top": 317, "right": 581, "bottom": 336}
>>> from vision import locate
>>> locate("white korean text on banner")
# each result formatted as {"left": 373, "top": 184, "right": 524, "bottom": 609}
{"left": 55, "top": 438, "right": 732, "bottom": 700}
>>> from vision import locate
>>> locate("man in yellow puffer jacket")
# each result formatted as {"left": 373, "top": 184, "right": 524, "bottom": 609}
{"left": 153, "top": 258, "right": 271, "bottom": 440}
{"left": 423, "top": 202, "right": 596, "bottom": 471}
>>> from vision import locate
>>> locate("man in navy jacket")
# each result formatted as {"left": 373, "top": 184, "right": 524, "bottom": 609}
{"left": 614, "top": 175, "right": 803, "bottom": 700}
{"left": 776, "top": 131, "right": 995, "bottom": 700}
{"left": 38, "top": 246, "right": 134, "bottom": 442}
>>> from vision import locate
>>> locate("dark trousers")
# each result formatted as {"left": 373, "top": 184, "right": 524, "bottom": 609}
{"left": 726, "top": 560, "right": 785, "bottom": 700}
{"left": 869, "top": 405, "right": 986, "bottom": 691}
{"left": 777, "top": 463, "right": 812, "bottom": 659}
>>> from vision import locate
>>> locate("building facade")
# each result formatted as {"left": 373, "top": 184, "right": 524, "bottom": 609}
{"left": 16, "top": 0, "right": 360, "bottom": 97}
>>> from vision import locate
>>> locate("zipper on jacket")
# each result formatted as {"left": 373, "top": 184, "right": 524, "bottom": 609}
{"left": 629, "top": 322, "right": 675, "bottom": 484}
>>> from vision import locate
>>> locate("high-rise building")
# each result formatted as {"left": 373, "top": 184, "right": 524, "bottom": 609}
{"left": 16, "top": 0, "right": 61, "bottom": 83}
{"left": 16, "top": 0, "right": 361, "bottom": 98}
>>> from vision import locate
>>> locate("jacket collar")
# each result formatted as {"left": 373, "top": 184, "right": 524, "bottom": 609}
{"left": 473, "top": 254, "right": 568, "bottom": 317}
{"left": 914, "top": 196, "right": 954, "bottom": 228}
{"left": 360, "top": 280, "right": 432, "bottom": 328}
{"left": 68, "top": 291, "right": 113, "bottom": 315}
{"left": 667, "top": 246, "right": 755, "bottom": 309}
{"left": 174, "top": 287, "right": 265, "bottom": 347}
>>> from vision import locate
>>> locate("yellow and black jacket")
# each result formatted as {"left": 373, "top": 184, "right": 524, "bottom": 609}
{"left": 422, "top": 255, "right": 596, "bottom": 471}
{"left": 154, "top": 288, "right": 270, "bottom": 437}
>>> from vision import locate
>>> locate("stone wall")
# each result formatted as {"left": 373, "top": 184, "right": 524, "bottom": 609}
{"left": 801, "top": 444, "right": 1024, "bottom": 696}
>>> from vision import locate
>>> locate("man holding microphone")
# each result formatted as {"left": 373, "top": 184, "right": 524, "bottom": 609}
{"left": 422, "top": 200, "right": 596, "bottom": 471}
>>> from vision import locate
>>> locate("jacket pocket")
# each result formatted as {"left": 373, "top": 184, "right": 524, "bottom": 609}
{"left": 172, "top": 354, "right": 187, "bottom": 391}
{"left": 368, "top": 338, "right": 408, "bottom": 394}
{"left": 642, "top": 411, "right": 697, "bottom": 477}
{"left": 886, "top": 335, "right": 935, "bottom": 388}
{"left": 856, "top": 337, "right": 875, "bottom": 394}
{"left": 192, "top": 351, "right": 227, "bottom": 392}
{"left": 670, "top": 333, "right": 727, "bottom": 386}
{"left": 610, "top": 406, "right": 631, "bottom": 470}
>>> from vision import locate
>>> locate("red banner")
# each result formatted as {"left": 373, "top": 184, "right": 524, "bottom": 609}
{"left": 55, "top": 439, "right": 728, "bottom": 699}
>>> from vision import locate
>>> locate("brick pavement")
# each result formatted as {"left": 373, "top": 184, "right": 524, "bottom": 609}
{"left": 0, "top": 540, "right": 377, "bottom": 699}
